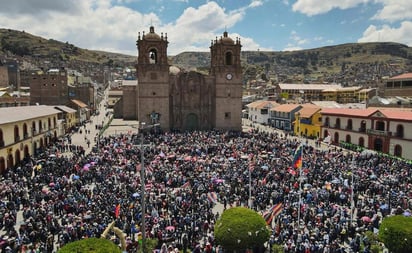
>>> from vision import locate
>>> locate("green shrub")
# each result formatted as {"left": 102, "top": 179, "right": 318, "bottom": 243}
{"left": 379, "top": 215, "right": 412, "bottom": 253}
{"left": 214, "top": 207, "right": 270, "bottom": 252}
{"left": 58, "top": 238, "right": 121, "bottom": 253}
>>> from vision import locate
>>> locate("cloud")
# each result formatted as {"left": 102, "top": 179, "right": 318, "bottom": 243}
{"left": 0, "top": 0, "right": 83, "bottom": 15}
{"left": 358, "top": 21, "right": 412, "bottom": 46}
{"left": 283, "top": 45, "right": 303, "bottom": 51}
{"left": 292, "top": 0, "right": 371, "bottom": 16}
{"left": 372, "top": 0, "right": 412, "bottom": 22}
{"left": 0, "top": 0, "right": 265, "bottom": 55}
{"left": 249, "top": 0, "right": 264, "bottom": 8}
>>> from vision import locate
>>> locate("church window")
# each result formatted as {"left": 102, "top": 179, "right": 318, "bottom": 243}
{"left": 225, "top": 51, "right": 233, "bottom": 65}
{"left": 149, "top": 49, "right": 157, "bottom": 64}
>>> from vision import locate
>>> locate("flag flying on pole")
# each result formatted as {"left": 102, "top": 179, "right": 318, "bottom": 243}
{"left": 292, "top": 145, "right": 303, "bottom": 169}
{"left": 262, "top": 203, "right": 283, "bottom": 225}
{"left": 207, "top": 192, "right": 218, "bottom": 203}
{"left": 115, "top": 204, "right": 121, "bottom": 218}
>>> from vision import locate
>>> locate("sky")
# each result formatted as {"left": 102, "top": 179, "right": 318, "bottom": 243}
{"left": 0, "top": 0, "right": 411, "bottom": 56}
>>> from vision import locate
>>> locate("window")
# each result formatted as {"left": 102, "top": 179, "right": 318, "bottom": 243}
{"left": 375, "top": 121, "right": 385, "bottom": 131}
{"left": 358, "top": 137, "right": 364, "bottom": 147}
{"left": 225, "top": 51, "right": 233, "bottom": 65}
{"left": 224, "top": 112, "right": 231, "bottom": 119}
{"left": 261, "top": 109, "right": 268, "bottom": 115}
{"left": 396, "top": 124, "right": 404, "bottom": 138}
{"left": 347, "top": 119, "right": 353, "bottom": 130}
{"left": 149, "top": 49, "right": 157, "bottom": 64}
{"left": 345, "top": 134, "right": 351, "bottom": 143}
{"left": 335, "top": 118, "right": 341, "bottom": 128}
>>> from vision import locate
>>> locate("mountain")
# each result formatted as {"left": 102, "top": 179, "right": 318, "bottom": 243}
{"left": 0, "top": 28, "right": 136, "bottom": 67}
{"left": 1, "top": 28, "right": 412, "bottom": 85}
{"left": 172, "top": 43, "right": 412, "bottom": 84}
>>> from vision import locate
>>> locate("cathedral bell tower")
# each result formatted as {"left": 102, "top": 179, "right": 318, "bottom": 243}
{"left": 136, "top": 26, "right": 170, "bottom": 129}
{"left": 210, "top": 31, "right": 242, "bottom": 131}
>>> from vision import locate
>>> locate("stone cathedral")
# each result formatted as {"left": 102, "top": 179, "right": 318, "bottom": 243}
{"left": 122, "top": 26, "right": 242, "bottom": 131}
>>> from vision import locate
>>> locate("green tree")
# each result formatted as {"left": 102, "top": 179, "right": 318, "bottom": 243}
{"left": 214, "top": 207, "right": 270, "bottom": 252}
{"left": 58, "top": 238, "right": 121, "bottom": 253}
{"left": 379, "top": 215, "right": 412, "bottom": 253}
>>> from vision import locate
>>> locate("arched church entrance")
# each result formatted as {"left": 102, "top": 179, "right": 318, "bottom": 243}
{"left": 184, "top": 113, "right": 199, "bottom": 131}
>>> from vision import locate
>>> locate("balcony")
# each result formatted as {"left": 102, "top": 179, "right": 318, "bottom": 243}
{"left": 358, "top": 127, "right": 366, "bottom": 133}
{"left": 366, "top": 129, "right": 392, "bottom": 137}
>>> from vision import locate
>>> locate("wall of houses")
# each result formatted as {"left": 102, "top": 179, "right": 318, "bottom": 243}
{"left": 0, "top": 114, "right": 60, "bottom": 173}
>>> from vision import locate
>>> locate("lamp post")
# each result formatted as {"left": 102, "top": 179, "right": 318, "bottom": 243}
{"left": 350, "top": 156, "right": 355, "bottom": 226}
{"left": 138, "top": 122, "right": 160, "bottom": 252}
{"left": 296, "top": 112, "right": 302, "bottom": 232}
{"left": 140, "top": 122, "right": 146, "bottom": 252}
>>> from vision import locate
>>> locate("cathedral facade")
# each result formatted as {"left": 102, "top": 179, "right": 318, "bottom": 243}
{"left": 122, "top": 26, "right": 242, "bottom": 131}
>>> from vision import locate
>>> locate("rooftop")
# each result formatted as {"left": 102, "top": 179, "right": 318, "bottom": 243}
{"left": 0, "top": 105, "right": 61, "bottom": 125}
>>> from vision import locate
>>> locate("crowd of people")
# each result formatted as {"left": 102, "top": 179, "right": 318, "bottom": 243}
{"left": 0, "top": 125, "right": 411, "bottom": 252}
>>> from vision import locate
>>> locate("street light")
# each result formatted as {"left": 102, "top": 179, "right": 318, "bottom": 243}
{"left": 138, "top": 122, "right": 160, "bottom": 252}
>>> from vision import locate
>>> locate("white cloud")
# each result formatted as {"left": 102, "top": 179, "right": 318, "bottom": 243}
{"left": 372, "top": 0, "right": 412, "bottom": 22}
{"left": 249, "top": 0, "right": 264, "bottom": 8}
{"left": 0, "top": 0, "right": 265, "bottom": 55}
{"left": 283, "top": 45, "right": 303, "bottom": 51}
{"left": 358, "top": 21, "right": 412, "bottom": 46}
{"left": 292, "top": 0, "right": 371, "bottom": 16}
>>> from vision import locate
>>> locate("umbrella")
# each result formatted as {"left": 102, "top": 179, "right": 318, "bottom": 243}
{"left": 380, "top": 204, "right": 388, "bottom": 210}
{"left": 331, "top": 179, "right": 340, "bottom": 184}
{"left": 82, "top": 166, "right": 90, "bottom": 171}
{"left": 49, "top": 182, "right": 55, "bottom": 187}
{"left": 303, "top": 183, "right": 312, "bottom": 189}
{"left": 72, "top": 175, "right": 80, "bottom": 180}
{"left": 361, "top": 216, "right": 371, "bottom": 223}
{"left": 228, "top": 157, "right": 235, "bottom": 162}
{"left": 132, "top": 192, "right": 140, "bottom": 198}
{"left": 261, "top": 165, "right": 269, "bottom": 170}
{"left": 165, "top": 226, "right": 175, "bottom": 232}
{"left": 403, "top": 211, "right": 411, "bottom": 217}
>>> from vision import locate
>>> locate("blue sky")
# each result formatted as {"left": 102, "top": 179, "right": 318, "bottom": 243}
{"left": 0, "top": 0, "right": 411, "bottom": 55}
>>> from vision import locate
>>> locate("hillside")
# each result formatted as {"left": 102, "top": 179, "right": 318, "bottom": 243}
{"left": 1, "top": 28, "right": 412, "bottom": 85}
{"left": 0, "top": 28, "right": 136, "bottom": 67}
{"left": 172, "top": 43, "right": 412, "bottom": 84}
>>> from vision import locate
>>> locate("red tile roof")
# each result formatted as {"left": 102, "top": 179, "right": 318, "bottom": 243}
{"left": 320, "top": 108, "right": 377, "bottom": 117}
{"left": 388, "top": 73, "right": 412, "bottom": 80}
{"left": 379, "top": 109, "right": 412, "bottom": 121}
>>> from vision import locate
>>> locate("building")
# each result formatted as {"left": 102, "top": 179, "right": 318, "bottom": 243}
{"left": 121, "top": 26, "right": 243, "bottom": 131}
{"left": 54, "top": 105, "right": 77, "bottom": 134}
{"left": 321, "top": 108, "right": 412, "bottom": 159}
{"left": 269, "top": 103, "right": 302, "bottom": 131}
{"left": 30, "top": 68, "right": 69, "bottom": 105}
{"left": 384, "top": 73, "right": 412, "bottom": 97}
{"left": 246, "top": 100, "right": 279, "bottom": 125}
{"left": 275, "top": 83, "right": 343, "bottom": 102}
{"left": 0, "top": 105, "right": 63, "bottom": 173}
{"left": 294, "top": 104, "right": 322, "bottom": 139}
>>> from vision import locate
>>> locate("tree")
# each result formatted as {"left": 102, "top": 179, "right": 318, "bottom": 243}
{"left": 214, "top": 207, "right": 270, "bottom": 252}
{"left": 58, "top": 237, "right": 122, "bottom": 253}
{"left": 379, "top": 215, "right": 412, "bottom": 253}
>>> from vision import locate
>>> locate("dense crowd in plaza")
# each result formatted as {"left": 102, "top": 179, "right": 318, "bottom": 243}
{"left": 0, "top": 126, "right": 411, "bottom": 252}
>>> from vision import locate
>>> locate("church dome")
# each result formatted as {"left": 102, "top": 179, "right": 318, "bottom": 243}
{"left": 144, "top": 26, "right": 161, "bottom": 41}
{"left": 220, "top": 31, "right": 234, "bottom": 45}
